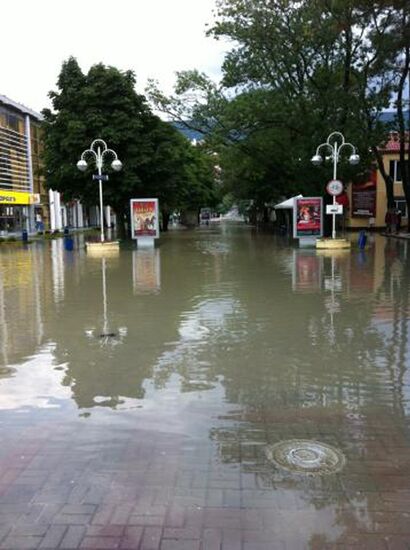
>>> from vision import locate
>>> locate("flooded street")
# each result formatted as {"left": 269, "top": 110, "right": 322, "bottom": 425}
{"left": 0, "top": 224, "right": 410, "bottom": 549}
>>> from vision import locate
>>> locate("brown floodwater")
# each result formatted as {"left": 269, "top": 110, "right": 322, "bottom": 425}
{"left": 0, "top": 225, "right": 409, "bottom": 549}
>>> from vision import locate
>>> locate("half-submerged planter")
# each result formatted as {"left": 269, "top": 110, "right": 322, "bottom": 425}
{"left": 316, "top": 238, "right": 351, "bottom": 250}
{"left": 86, "top": 241, "right": 120, "bottom": 256}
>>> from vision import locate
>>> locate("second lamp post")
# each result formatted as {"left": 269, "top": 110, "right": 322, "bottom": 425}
{"left": 77, "top": 139, "right": 122, "bottom": 243}
{"left": 311, "top": 131, "right": 359, "bottom": 239}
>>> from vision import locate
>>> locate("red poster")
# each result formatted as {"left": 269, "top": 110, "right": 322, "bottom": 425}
{"left": 131, "top": 199, "right": 159, "bottom": 238}
{"left": 352, "top": 170, "right": 377, "bottom": 217}
{"left": 294, "top": 198, "right": 323, "bottom": 237}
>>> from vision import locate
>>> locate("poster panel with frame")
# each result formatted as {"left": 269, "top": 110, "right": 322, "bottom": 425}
{"left": 293, "top": 197, "right": 323, "bottom": 238}
{"left": 130, "top": 198, "right": 159, "bottom": 239}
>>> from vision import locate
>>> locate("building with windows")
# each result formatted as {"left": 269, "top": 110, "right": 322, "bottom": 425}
{"left": 0, "top": 94, "right": 47, "bottom": 233}
{"left": 0, "top": 94, "right": 102, "bottom": 234}
{"left": 345, "top": 132, "right": 409, "bottom": 230}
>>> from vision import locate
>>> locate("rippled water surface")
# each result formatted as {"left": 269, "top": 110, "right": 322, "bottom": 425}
{"left": 0, "top": 225, "right": 410, "bottom": 548}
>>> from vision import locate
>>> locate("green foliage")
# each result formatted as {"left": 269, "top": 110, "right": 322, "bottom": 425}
{"left": 42, "top": 58, "right": 217, "bottom": 225}
{"left": 148, "top": 0, "right": 405, "bottom": 213}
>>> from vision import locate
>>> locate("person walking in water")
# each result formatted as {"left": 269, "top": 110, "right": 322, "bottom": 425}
{"left": 396, "top": 208, "right": 402, "bottom": 234}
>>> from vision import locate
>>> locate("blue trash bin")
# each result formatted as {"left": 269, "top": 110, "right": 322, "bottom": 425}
{"left": 22, "top": 229, "right": 28, "bottom": 243}
{"left": 64, "top": 237, "right": 74, "bottom": 251}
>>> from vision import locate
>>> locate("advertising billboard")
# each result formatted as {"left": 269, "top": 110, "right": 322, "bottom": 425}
{"left": 293, "top": 197, "right": 323, "bottom": 238}
{"left": 130, "top": 199, "right": 159, "bottom": 239}
{"left": 352, "top": 170, "right": 377, "bottom": 217}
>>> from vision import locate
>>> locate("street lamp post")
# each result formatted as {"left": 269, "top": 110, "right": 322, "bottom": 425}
{"left": 77, "top": 139, "right": 122, "bottom": 243}
{"left": 311, "top": 132, "right": 359, "bottom": 239}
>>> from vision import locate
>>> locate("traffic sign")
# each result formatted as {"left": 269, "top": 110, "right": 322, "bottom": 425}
{"left": 326, "top": 179, "right": 343, "bottom": 196}
{"left": 92, "top": 174, "right": 109, "bottom": 182}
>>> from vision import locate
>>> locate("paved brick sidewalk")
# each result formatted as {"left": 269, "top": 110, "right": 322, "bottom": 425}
{"left": 0, "top": 407, "right": 410, "bottom": 549}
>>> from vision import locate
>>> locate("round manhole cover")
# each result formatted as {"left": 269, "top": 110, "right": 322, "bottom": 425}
{"left": 265, "top": 439, "right": 346, "bottom": 475}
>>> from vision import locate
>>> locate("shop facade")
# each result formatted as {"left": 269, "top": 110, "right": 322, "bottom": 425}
{"left": 0, "top": 94, "right": 104, "bottom": 234}
{"left": 345, "top": 133, "right": 408, "bottom": 230}
{"left": 0, "top": 95, "right": 46, "bottom": 234}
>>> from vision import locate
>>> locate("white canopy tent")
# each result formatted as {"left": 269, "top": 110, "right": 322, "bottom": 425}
{"left": 274, "top": 194, "right": 303, "bottom": 209}
{"left": 274, "top": 195, "right": 303, "bottom": 235}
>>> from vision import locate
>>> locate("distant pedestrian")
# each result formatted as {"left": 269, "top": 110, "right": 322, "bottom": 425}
{"left": 390, "top": 209, "right": 398, "bottom": 234}
{"left": 396, "top": 209, "right": 402, "bottom": 234}
{"left": 35, "top": 213, "right": 43, "bottom": 232}
{"left": 385, "top": 209, "right": 392, "bottom": 233}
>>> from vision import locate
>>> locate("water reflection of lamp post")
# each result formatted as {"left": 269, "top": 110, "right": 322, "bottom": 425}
{"left": 85, "top": 258, "right": 127, "bottom": 345}
{"left": 101, "top": 257, "right": 110, "bottom": 341}
{"left": 311, "top": 132, "right": 359, "bottom": 239}
{"left": 324, "top": 255, "right": 342, "bottom": 344}
{"left": 77, "top": 139, "right": 122, "bottom": 243}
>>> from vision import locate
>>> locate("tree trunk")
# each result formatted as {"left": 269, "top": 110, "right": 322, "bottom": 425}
{"left": 162, "top": 209, "right": 170, "bottom": 232}
{"left": 115, "top": 204, "right": 127, "bottom": 239}
{"left": 371, "top": 146, "right": 395, "bottom": 210}
{"left": 396, "top": 38, "right": 410, "bottom": 230}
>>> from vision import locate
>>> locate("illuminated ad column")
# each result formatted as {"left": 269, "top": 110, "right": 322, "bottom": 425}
{"left": 130, "top": 198, "right": 159, "bottom": 248}
{"left": 293, "top": 197, "right": 323, "bottom": 247}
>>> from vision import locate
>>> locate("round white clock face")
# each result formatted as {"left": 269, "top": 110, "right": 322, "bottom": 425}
{"left": 326, "top": 180, "right": 344, "bottom": 196}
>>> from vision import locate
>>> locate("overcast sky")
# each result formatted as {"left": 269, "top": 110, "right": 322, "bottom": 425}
{"left": 1, "top": 0, "right": 228, "bottom": 114}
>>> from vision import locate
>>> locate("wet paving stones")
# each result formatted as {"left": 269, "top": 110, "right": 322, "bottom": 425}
{"left": 0, "top": 411, "right": 408, "bottom": 549}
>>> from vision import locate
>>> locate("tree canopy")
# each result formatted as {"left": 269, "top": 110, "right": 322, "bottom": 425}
{"left": 148, "top": 0, "right": 409, "bottom": 221}
{"left": 42, "top": 57, "right": 218, "bottom": 231}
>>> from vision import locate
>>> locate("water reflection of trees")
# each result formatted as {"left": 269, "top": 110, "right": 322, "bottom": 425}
{"left": 207, "top": 240, "right": 410, "bottom": 546}
{"left": 47, "top": 234, "right": 237, "bottom": 410}
{"left": 375, "top": 238, "right": 409, "bottom": 419}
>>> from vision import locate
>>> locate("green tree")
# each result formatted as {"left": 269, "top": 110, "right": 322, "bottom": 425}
{"left": 148, "top": 1, "right": 399, "bottom": 222}
{"left": 43, "top": 57, "right": 216, "bottom": 234}
{"left": 140, "top": 119, "right": 218, "bottom": 230}
{"left": 385, "top": 1, "right": 410, "bottom": 228}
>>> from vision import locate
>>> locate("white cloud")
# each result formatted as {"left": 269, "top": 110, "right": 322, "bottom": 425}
{"left": 0, "top": 0, "right": 228, "bottom": 113}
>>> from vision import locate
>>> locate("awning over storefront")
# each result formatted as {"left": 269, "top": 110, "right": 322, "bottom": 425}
{"left": 274, "top": 194, "right": 303, "bottom": 209}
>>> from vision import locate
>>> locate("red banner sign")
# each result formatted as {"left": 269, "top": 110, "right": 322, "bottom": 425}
{"left": 352, "top": 170, "right": 377, "bottom": 217}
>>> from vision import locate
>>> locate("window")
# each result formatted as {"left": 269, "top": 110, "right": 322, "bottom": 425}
{"left": 389, "top": 160, "right": 402, "bottom": 182}
{"left": 6, "top": 114, "right": 19, "bottom": 131}
{"left": 394, "top": 199, "right": 407, "bottom": 218}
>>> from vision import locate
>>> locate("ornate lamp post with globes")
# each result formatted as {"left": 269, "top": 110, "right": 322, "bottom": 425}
{"left": 311, "top": 132, "right": 359, "bottom": 240}
{"left": 77, "top": 139, "right": 122, "bottom": 245}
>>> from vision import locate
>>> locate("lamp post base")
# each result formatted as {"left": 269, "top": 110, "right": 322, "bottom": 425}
{"left": 316, "top": 238, "right": 351, "bottom": 250}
